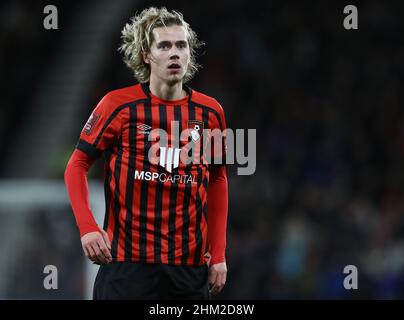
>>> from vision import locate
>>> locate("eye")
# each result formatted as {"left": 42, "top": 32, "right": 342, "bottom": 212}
{"left": 159, "top": 43, "right": 171, "bottom": 50}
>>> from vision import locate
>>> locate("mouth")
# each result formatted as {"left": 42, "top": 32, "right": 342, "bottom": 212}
{"left": 168, "top": 63, "right": 181, "bottom": 70}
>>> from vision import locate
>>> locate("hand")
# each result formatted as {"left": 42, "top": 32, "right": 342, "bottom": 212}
{"left": 81, "top": 230, "right": 112, "bottom": 264}
{"left": 208, "top": 262, "right": 227, "bottom": 295}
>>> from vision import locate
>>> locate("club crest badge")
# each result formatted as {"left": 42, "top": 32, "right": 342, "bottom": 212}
{"left": 188, "top": 120, "right": 204, "bottom": 142}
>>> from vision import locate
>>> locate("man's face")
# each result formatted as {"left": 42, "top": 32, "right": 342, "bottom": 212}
{"left": 145, "top": 25, "right": 190, "bottom": 85}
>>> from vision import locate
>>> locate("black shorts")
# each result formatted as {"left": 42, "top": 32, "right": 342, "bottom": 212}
{"left": 93, "top": 262, "right": 210, "bottom": 300}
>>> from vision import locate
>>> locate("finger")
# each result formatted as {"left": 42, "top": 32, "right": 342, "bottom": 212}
{"left": 86, "top": 244, "right": 97, "bottom": 262}
{"left": 91, "top": 242, "right": 107, "bottom": 264}
{"left": 221, "top": 272, "right": 227, "bottom": 290}
{"left": 220, "top": 271, "right": 227, "bottom": 287}
{"left": 102, "top": 231, "right": 111, "bottom": 250}
{"left": 82, "top": 245, "right": 90, "bottom": 258}
{"left": 211, "top": 282, "right": 220, "bottom": 295}
{"left": 97, "top": 239, "right": 112, "bottom": 261}
{"left": 208, "top": 267, "right": 218, "bottom": 288}
{"left": 212, "top": 272, "right": 226, "bottom": 295}
{"left": 210, "top": 274, "right": 221, "bottom": 295}
{"left": 94, "top": 242, "right": 109, "bottom": 264}
{"left": 217, "top": 272, "right": 226, "bottom": 292}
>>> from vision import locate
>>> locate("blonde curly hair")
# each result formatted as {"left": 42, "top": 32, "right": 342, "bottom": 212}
{"left": 119, "top": 7, "right": 204, "bottom": 83}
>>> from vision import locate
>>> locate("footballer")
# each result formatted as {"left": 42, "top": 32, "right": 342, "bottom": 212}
{"left": 64, "top": 7, "right": 228, "bottom": 299}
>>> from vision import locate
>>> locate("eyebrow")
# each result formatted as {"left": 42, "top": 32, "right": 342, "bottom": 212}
{"left": 157, "top": 40, "right": 187, "bottom": 47}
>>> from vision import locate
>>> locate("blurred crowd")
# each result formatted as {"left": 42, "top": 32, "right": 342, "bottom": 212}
{"left": 1, "top": 0, "right": 404, "bottom": 298}
{"left": 0, "top": 0, "right": 78, "bottom": 170}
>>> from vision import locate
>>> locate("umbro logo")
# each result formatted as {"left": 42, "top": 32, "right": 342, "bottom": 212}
{"left": 137, "top": 123, "right": 151, "bottom": 134}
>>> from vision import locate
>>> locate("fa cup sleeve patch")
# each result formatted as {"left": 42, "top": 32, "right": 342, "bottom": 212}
{"left": 82, "top": 112, "right": 100, "bottom": 135}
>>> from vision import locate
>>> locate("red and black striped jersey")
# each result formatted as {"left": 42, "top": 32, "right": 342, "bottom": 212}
{"left": 76, "top": 83, "right": 226, "bottom": 266}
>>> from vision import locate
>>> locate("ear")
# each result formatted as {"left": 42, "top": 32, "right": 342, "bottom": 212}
{"left": 143, "top": 52, "right": 150, "bottom": 64}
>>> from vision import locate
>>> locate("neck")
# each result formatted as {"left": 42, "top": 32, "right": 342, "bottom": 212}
{"left": 149, "top": 77, "right": 186, "bottom": 101}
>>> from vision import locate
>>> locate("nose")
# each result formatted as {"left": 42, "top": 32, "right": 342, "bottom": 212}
{"left": 169, "top": 52, "right": 180, "bottom": 59}
{"left": 169, "top": 47, "right": 180, "bottom": 60}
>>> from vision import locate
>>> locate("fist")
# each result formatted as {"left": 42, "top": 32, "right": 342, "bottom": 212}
{"left": 208, "top": 262, "right": 227, "bottom": 295}
{"left": 81, "top": 230, "right": 112, "bottom": 264}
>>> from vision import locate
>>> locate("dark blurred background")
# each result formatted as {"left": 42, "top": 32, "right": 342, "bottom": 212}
{"left": 1, "top": 0, "right": 404, "bottom": 299}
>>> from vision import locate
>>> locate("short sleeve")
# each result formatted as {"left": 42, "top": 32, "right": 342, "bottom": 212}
{"left": 75, "top": 93, "right": 122, "bottom": 159}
